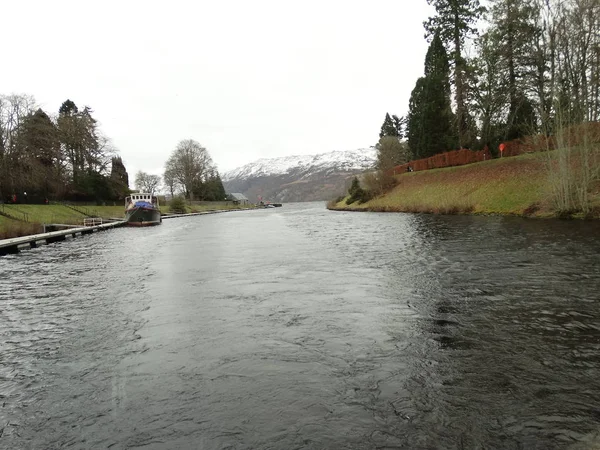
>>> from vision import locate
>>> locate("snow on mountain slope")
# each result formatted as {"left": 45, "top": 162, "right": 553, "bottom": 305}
{"left": 222, "top": 148, "right": 377, "bottom": 202}
{"left": 222, "top": 148, "right": 376, "bottom": 182}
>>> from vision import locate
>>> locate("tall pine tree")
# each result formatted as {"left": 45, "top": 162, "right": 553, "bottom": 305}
{"left": 13, "top": 108, "right": 62, "bottom": 197}
{"left": 110, "top": 156, "right": 130, "bottom": 199}
{"left": 488, "top": 0, "right": 539, "bottom": 139}
{"left": 379, "top": 113, "right": 399, "bottom": 138}
{"left": 379, "top": 113, "right": 407, "bottom": 140}
{"left": 425, "top": 0, "right": 484, "bottom": 149}
{"left": 407, "top": 34, "right": 455, "bottom": 159}
{"left": 470, "top": 30, "right": 509, "bottom": 151}
{"left": 207, "top": 172, "right": 227, "bottom": 201}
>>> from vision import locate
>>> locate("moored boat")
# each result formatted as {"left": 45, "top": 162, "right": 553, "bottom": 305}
{"left": 125, "top": 193, "right": 162, "bottom": 226}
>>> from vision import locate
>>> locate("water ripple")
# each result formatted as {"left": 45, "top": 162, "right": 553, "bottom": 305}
{"left": 1, "top": 204, "right": 599, "bottom": 449}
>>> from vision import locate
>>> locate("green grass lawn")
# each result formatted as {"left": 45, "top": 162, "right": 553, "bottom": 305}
{"left": 2, "top": 204, "right": 88, "bottom": 224}
{"left": 1, "top": 202, "right": 252, "bottom": 224}
{"left": 334, "top": 153, "right": 558, "bottom": 216}
{"left": 85, "top": 205, "right": 126, "bottom": 219}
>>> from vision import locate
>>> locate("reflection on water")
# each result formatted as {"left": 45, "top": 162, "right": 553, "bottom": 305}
{"left": 1, "top": 203, "right": 599, "bottom": 449}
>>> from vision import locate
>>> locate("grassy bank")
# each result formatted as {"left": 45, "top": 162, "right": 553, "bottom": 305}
{"left": 0, "top": 216, "right": 44, "bottom": 239}
{"left": 329, "top": 152, "right": 600, "bottom": 218}
{"left": 0, "top": 203, "right": 254, "bottom": 239}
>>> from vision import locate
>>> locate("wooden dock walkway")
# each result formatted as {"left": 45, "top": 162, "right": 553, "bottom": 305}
{"left": 0, "top": 207, "right": 255, "bottom": 256}
{"left": 0, "top": 221, "right": 126, "bottom": 256}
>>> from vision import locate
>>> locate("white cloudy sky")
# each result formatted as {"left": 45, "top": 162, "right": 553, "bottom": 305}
{"left": 2, "top": 0, "right": 433, "bottom": 177}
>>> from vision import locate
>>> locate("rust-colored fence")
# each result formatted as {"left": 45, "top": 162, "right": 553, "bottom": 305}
{"left": 389, "top": 122, "right": 600, "bottom": 176}
{"left": 390, "top": 148, "right": 492, "bottom": 175}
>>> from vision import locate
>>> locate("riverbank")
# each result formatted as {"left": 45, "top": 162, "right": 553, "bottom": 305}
{"left": 0, "top": 203, "right": 255, "bottom": 239}
{"left": 329, "top": 152, "right": 600, "bottom": 218}
{"left": 0, "top": 208, "right": 258, "bottom": 255}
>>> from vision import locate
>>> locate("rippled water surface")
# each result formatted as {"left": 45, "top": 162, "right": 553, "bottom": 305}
{"left": 1, "top": 203, "right": 600, "bottom": 449}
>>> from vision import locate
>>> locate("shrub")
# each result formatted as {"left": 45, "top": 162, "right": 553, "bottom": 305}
{"left": 169, "top": 196, "right": 187, "bottom": 214}
{"left": 0, "top": 222, "right": 44, "bottom": 239}
{"left": 362, "top": 170, "right": 396, "bottom": 197}
{"left": 346, "top": 177, "right": 371, "bottom": 204}
{"left": 358, "top": 190, "right": 373, "bottom": 204}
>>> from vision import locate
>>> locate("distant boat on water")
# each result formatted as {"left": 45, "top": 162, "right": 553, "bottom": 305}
{"left": 259, "top": 201, "right": 283, "bottom": 208}
{"left": 124, "top": 193, "right": 162, "bottom": 226}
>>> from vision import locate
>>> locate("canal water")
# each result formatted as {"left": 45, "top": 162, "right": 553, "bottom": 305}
{"left": 1, "top": 203, "right": 600, "bottom": 449}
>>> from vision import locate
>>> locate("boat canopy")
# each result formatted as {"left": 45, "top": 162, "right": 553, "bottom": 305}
{"left": 125, "top": 193, "right": 159, "bottom": 207}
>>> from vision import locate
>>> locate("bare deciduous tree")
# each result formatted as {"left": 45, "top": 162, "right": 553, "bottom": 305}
{"left": 163, "top": 167, "right": 177, "bottom": 197}
{"left": 135, "top": 171, "right": 161, "bottom": 194}
{"left": 0, "top": 95, "right": 39, "bottom": 198}
{"left": 164, "top": 139, "right": 214, "bottom": 200}
{"left": 0, "top": 94, "right": 36, "bottom": 154}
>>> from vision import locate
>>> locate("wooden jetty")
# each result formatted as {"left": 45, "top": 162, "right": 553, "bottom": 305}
{"left": 0, "top": 207, "right": 255, "bottom": 256}
{"left": 0, "top": 221, "right": 126, "bottom": 256}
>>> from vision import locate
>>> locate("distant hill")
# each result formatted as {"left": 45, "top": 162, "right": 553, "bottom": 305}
{"left": 222, "top": 149, "right": 376, "bottom": 202}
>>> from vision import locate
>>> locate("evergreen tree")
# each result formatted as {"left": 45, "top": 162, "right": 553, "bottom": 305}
{"left": 193, "top": 171, "right": 227, "bottom": 201}
{"left": 57, "top": 99, "right": 83, "bottom": 182}
{"left": 57, "top": 100, "right": 114, "bottom": 200}
{"left": 487, "top": 0, "right": 539, "bottom": 139}
{"left": 379, "top": 114, "right": 407, "bottom": 141}
{"left": 16, "top": 109, "right": 61, "bottom": 168}
{"left": 506, "top": 92, "right": 537, "bottom": 139}
{"left": 392, "top": 115, "right": 407, "bottom": 140}
{"left": 425, "top": 0, "right": 484, "bottom": 148}
{"left": 379, "top": 113, "right": 399, "bottom": 138}
{"left": 346, "top": 176, "right": 368, "bottom": 204}
{"left": 110, "top": 156, "right": 129, "bottom": 188}
{"left": 470, "top": 30, "right": 509, "bottom": 151}
{"left": 407, "top": 34, "right": 455, "bottom": 159}
{"left": 13, "top": 108, "right": 62, "bottom": 197}
{"left": 58, "top": 99, "right": 78, "bottom": 116}
{"left": 79, "top": 106, "right": 101, "bottom": 172}
{"left": 211, "top": 173, "right": 227, "bottom": 201}
{"left": 348, "top": 176, "right": 361, "bottom": 196}
{"left": 110, "top": 156, "right": 129, "bottom": 199}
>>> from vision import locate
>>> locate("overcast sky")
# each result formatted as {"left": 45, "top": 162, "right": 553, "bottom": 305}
{"left": 2, "top": 0, "right": 433, "bottom": 177}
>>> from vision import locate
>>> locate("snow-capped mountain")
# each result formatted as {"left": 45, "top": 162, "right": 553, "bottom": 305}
{"left": 223, "top": 148, "right": 376, "bottom": 202}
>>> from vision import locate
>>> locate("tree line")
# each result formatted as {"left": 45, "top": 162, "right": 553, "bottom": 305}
{"left": 0, "top": 95, "right": 128, "bottom": 203}
{"left": 0, "top": 93, "right": 226, "bottom": 204}
{"left": 376, "top": 0, "right": 600, "bottom": 166}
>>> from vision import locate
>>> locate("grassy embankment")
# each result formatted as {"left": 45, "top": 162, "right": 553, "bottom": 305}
{"left": 0, "top": 203, "right": 252, "bottom": 239}
{"left": 329, "top": 152, "right": 600, "bottom": 218}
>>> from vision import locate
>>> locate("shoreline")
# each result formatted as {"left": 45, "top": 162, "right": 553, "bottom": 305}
{"left": 327, "top": 205, "right": 595, "bottom": 220}
{"left": 0, "top": 207, "right": 258, "bottom": 255}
